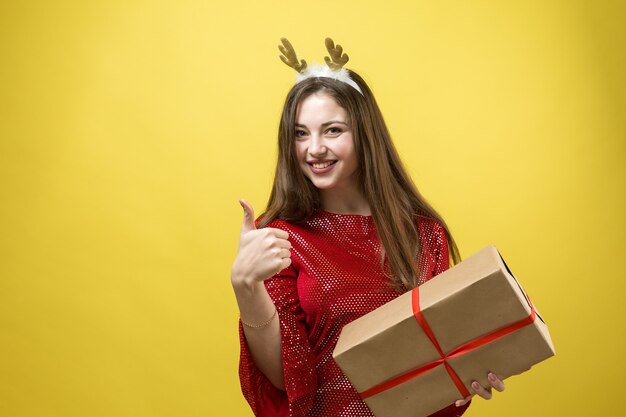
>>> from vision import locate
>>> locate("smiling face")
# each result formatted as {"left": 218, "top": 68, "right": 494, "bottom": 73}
{"left": 294, "top": 92, "right": 360, "bottom": 198}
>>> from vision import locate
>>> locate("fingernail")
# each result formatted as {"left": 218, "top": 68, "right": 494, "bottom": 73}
{"left": 472, "top": 381, "right": 480, "bottom": 390}
{"left": 488, "top": 373, "right": 496, "bottom": 382}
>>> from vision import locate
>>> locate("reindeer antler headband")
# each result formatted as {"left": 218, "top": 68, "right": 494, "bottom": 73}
{"left": 278, "top": 37, "right": 364, "bottom": 95}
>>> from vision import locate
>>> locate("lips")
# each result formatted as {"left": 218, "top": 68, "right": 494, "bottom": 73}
{"left": 310, "top": 161, "right": 334, "bottom": 169}
{"left": 307, "top": 160, "right": 337, "bottom": 174}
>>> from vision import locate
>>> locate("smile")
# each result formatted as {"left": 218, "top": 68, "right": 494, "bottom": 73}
{"left": 310, "top": 161, "right": 336, "bottom": 169}
{"left": 307, "top": 160, "right": 337, "bottom": 174}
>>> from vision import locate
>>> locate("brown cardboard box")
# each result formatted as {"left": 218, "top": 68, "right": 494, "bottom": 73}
{"left": 333, "top": 246, "right": 555, "bottom": 417}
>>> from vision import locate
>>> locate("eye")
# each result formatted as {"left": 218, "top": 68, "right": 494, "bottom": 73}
{"left": 326, "top": 127, "right": 342, "bottom": 135}
{"left": 295, "top": 130, "right": 308, "bottom": 138}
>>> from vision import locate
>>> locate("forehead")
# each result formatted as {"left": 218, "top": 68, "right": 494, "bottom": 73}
{"left": 295, "top": 92, "right": 348, "bottom": 124}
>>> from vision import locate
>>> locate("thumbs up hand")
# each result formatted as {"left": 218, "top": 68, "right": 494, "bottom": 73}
{"left": 231, "top": 199, "right": 293, "bottom": 288}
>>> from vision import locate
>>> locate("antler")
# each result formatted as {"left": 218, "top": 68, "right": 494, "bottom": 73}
{"left": 278, "top": 38, "right": 307, "bottom": 73}
{"left": 324, "top": 38, "right": 349, "bottom": 70}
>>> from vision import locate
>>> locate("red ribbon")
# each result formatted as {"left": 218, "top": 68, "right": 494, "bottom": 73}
{"left": 360, "top": 286, "right": 536, "bottom": 399}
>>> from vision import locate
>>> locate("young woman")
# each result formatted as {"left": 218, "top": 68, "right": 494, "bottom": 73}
{"left": 231, "top": 38, "right": 505, "bottom": 417}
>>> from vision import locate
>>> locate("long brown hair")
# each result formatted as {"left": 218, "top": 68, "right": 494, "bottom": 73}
{"left": 258, "top": 70, "right": 460, "bottom": 290}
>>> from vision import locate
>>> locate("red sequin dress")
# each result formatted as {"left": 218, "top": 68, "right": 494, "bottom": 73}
{"left": 239, "top": 209, "right": 470, "bottom": 417}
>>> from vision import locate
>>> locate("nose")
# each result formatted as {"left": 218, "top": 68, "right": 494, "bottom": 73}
{"left": 308, "top": 134, "right": 327, "bottom": 156}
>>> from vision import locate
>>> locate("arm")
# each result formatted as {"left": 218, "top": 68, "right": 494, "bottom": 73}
{"left": 232, "top": 276, "right": 284, "bottom": 390}
{"left": 231, "top": 199, "right": 292, "bottom": 390}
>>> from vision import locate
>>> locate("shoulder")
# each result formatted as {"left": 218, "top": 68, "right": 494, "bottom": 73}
{"left": 416, "top": 215, "right": 446, "bottom": 240}
{"left": 254, "top": 217, "right": 313, "bottom": 245}
{"left": 416, "top": 215, "right": 450, "bottom": 276}
{"left": 255, "top": 210, "right": 330, "bottom": 233}
{"left": 416, "top": 215, "right": 448, "bottom": 257}
{"left": 255, "top": 217, "right": 301, "bottom": 232}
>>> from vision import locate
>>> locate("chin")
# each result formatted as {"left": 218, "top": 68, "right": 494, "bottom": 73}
{"left": 309, "top": 181, "right": 333, "bottom": 190}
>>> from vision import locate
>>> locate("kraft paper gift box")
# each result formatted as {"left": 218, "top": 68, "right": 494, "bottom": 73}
{"left": 333, "top": 245, "right": 555, "bottom": 417}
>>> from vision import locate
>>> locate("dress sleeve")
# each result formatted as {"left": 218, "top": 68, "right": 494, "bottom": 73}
{"left": 238, "top": 264, "right": 317, "bottom": 417}
{"left": 432, "top": 221, "right": 450, "bottom": 277}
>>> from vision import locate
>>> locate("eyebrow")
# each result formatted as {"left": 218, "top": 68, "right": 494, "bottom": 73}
{"left": 295, "top": 121, "right": 349, "bottom": 128}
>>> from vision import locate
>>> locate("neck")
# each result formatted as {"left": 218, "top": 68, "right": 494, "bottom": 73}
{"left": 319, "top": 187, "right": 371, "bottom": 216}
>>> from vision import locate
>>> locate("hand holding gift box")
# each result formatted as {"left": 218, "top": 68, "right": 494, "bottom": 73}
{"left": 333, "top": 246, "right": 555, "bottom": 417}
{"left": 455, "top": 371, "right": 506, "bottom": 407}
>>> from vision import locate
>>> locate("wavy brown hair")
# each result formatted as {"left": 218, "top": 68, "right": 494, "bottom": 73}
{"left": 258, "top": 70, "right": 460, "bottom": 290}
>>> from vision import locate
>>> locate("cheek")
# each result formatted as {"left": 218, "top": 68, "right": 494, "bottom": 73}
{"left": 294, "top": 144, "right": 308, "bottom": 174}
{"left": 295, "top": 142, "right": 307, "bottom": 160}
{"left": 338, "top": 137, "right": 358, "bottom": 164}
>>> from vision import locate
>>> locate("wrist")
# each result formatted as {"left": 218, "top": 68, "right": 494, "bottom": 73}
{"left": 241, "top": 307, "right": 278, "bottom": 329}
{"left": 231, "top": 267, "right": 263, "bottom": 293}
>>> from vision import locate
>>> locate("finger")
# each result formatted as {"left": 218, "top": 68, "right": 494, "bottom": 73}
{"left": 265, "top": 227, "right": 289, "bottom": 240}
{"left": 278, "top": 249, "right": 291, "bottom": 259}
{"left": 239, "top": 199, "right": 256, "bottom": 233}
{"left": 274, "top": 239, "right": 292, "bottom": 249}
{"left": 455, "top": 395, "right": 473, "bottom": 407}
{"left": 488, "top": 372, "right": 505, "bottom": 392}
{"left": 279, "top": 256, "right": 292, "bottom": 270}
{"left": 471, "top": 381, "right": 493, "bottom": 400}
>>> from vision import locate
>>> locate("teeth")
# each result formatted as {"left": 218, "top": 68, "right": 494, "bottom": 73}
{"left": 312, "top": 161, "right": 333, "bottom": 169}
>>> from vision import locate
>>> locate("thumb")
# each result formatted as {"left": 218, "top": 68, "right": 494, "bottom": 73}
{"left": 239, "top": 199, "right": 257, "bottom": 233}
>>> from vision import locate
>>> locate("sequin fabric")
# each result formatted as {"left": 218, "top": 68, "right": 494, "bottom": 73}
{"left": 239, "top": 209, "right": 470, "bottom": 417}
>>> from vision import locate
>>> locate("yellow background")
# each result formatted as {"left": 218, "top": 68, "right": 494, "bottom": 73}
{"left": 1, "top": 0, "right": 624, "bottom": 416}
